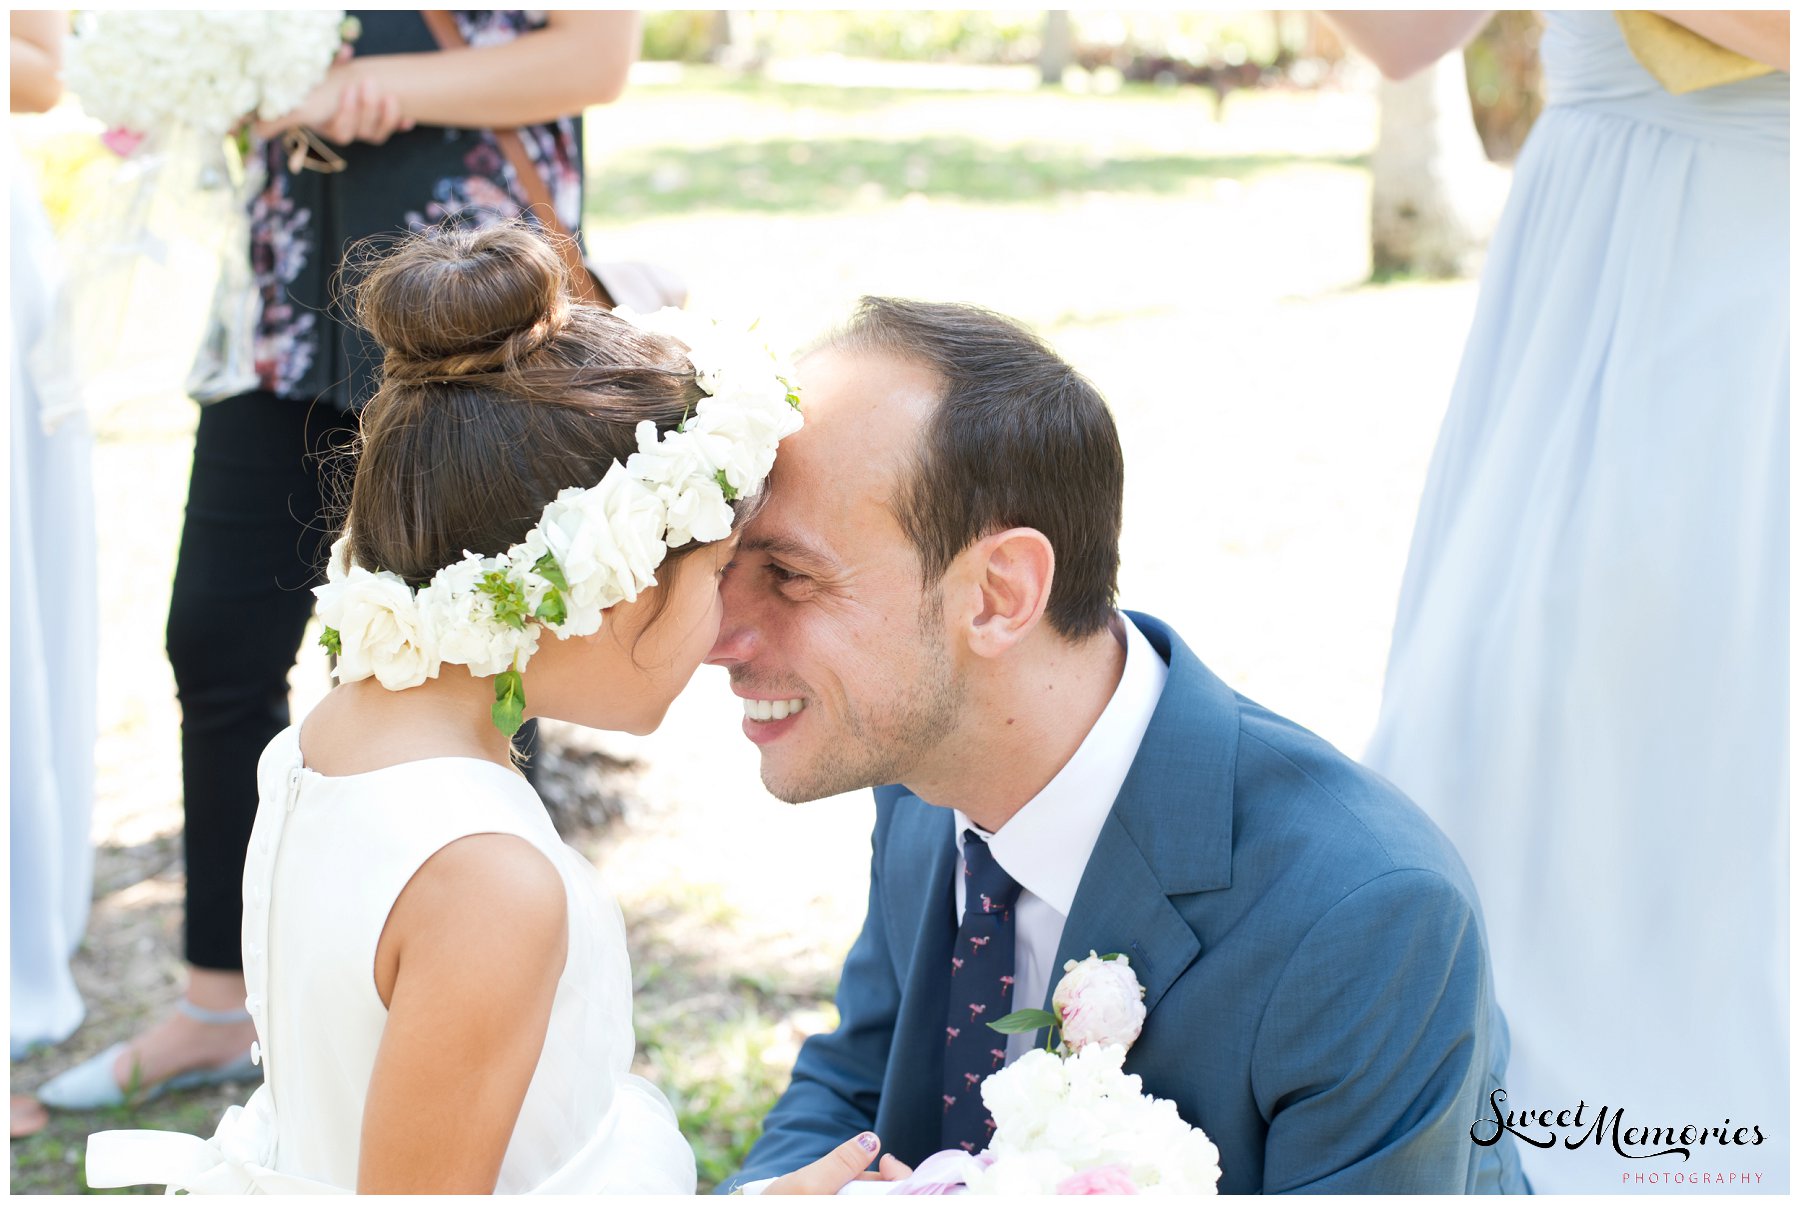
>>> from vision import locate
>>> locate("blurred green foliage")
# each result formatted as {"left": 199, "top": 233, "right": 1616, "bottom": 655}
{"left": 759, "top": 10, "right": 1044, "bottom": 63}
{"left": 594, "top": 134, "right": 1358, "bottom": 223}
{"left": 1464, "top": 11, "right": 1546, "bottom": 162}
{"left": 637, "top": 9, "right": 1544, "bottom": 154}
{"left": 642, "top": 10, "right": 1306, "bottom": 70}
{"left": 641, "top": 10, "right": 721, "bottom": 63}
{"left": 644, "top": 10, "right": 1042, "bottom": 64}
{"left": 1072, "top": 10, "right": 1297, "bottom": 68}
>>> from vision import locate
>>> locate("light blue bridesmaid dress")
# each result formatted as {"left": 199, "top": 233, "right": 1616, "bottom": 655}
{"left": 1363, "top": 12, "right": 1787, "bottom": 1194}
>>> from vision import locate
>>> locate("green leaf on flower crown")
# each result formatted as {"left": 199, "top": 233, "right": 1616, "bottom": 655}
{"left": 477, "top": 570, "right": 531, "bottom": 632}
{"left": 713, "top": 470, "right": 740, "bottom": 502}
{"left": 533, "top": 552, "right": 570, "bottom": 593}
{"left": 319, "top": 626, "right": 341, "bottom": 658}
{"left": 779, "top": 377, "right": 802, "bottom": 409}
{"left": 492, "top": 669, "right": 526, "bottom": 737}
{"left": 535, "top": 587, "right": 568, "bottom": 626}
{"left": 987, "top": 1007, "right": 1057, "bottom": 1036}
{"left": 339, "top": 14, "right": 362, "bottom": 41}
{"left": 1099, "top": 952, "right": 1123, "bottom": 961}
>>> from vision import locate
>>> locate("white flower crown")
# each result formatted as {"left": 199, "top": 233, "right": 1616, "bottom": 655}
{"left": 313, "top": 308, "right": 803, "bottom": 735}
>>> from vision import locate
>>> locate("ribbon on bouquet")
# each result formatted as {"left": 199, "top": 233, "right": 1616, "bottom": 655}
{"left": 282, "top": 126, "right": 347, "bottom": 175}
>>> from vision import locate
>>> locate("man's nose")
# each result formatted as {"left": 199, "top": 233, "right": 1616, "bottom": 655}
{"left": 706, "top": 570, "right": 758, "bottom": 667}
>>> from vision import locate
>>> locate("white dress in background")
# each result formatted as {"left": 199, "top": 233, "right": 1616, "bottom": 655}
{"left": 10, "top": 137, "right": 99, "bottom": 1059}
{"left": 87, "top": 724, "right": 697, "bottom": 1193}
{"left": 1364, "top": 11, "right": 1787, "bottom": 1194}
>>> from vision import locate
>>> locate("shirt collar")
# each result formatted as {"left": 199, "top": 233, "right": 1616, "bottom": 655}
{"left": 954, "top": 611, "right": 1170, "bottom": 917}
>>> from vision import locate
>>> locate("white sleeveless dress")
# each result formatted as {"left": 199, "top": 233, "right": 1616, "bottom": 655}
{"left": 86, "top": 725, "right": 697, "bottom": 1194}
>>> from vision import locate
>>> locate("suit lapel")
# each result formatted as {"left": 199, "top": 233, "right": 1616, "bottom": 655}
{"left": 877, "top": 798, "right": 957, "bottom": 1163}
{"left": 1048, "top": 814, "right": 1202, "bottom": 1014}
{"left": 1045, "top": 612, "right": 1239, "bottom": 1018}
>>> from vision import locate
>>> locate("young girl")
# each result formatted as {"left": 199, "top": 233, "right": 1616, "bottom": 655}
{"left": 85, "top": 225, "right": 906, "bottom": 1194}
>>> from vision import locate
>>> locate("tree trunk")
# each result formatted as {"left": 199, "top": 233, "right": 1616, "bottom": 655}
{"left": 711, "top": 10, "right": 759, "bottom": 73}
{"left": 1369, "top": 52, "right": 1492, "bottom": 278}
{"left": 1040, "top": 11, "right": 1072, "bottom": 86}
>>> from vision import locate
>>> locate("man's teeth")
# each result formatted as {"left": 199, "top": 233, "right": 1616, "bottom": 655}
{"left": 743, "top": 697, "right": 806, "bottom": 722}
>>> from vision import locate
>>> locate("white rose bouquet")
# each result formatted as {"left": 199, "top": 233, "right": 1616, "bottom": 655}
{"left": 882, "top": 953, "right": 1221, "bottom": 1196}
{"left": 61, "top": 11, "right": 362, "bottom": 405}
{"left": 65, "top": 11, "right": 356, "bottom": 144}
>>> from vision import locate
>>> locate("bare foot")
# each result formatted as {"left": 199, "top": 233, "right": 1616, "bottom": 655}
{"left": 10, "top": 1094, "right": 48, "bottom": 1139}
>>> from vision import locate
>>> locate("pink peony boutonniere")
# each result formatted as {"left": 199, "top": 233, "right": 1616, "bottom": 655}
{"left": 878, "top": 951, "right": 1222, "bottom": 1194}
{"left": 988, "top": 950, "right": 1147, "bottom": 1055}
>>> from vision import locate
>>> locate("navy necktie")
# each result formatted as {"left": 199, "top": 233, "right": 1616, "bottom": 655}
{"left": 940, "top": 829, "right": 1023, "bottom": 1153}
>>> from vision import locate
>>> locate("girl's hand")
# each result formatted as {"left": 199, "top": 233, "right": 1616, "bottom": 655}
{"left": 765, "top": 1133, "right": 913, "bottom": 1194}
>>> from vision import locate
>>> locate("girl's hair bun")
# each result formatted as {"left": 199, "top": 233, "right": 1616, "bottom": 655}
{"left": 357, "top": 221, "right": 573, "bottom": 383}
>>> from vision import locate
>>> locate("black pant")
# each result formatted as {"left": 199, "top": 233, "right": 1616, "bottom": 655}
{"left": 165, "top": 392, "right": 542, "bottom": 969}
{"left": 166, "top": 392, "right": 358, "bottom": 969}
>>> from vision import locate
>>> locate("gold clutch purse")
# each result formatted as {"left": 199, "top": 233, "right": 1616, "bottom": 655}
{"left": 1615, "top": 10, "right": 1776, "bottom": 95}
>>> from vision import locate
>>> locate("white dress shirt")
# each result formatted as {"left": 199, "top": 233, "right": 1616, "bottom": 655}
{"left": 952, "top": 611, "right": 1169, "bottom": 1064}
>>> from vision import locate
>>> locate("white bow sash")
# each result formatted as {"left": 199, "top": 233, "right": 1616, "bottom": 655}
{"left": 85, "top": 1084, "right": 344, "bottom": 1195}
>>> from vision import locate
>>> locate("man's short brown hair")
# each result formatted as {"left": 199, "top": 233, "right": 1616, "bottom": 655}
{"left": 818, "top": 297, "right": 1123, "bottom": 640}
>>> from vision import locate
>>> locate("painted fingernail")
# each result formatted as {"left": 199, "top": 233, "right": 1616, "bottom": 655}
{"left": 856, "top": 1132, "right": 878, "bottom": 1152}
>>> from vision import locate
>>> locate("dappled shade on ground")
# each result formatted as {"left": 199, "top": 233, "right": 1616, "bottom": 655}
{"left": 600, "top": 136, "right": 1365, "bottom": 219}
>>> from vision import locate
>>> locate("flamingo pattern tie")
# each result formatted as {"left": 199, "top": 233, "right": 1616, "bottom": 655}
{"left": 940, "top": 829, "right": 1023, "bottom": 1154}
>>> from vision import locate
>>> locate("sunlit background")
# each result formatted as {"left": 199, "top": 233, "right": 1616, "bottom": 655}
{"left": 11, "top": 10, "right": 1546, "bottom": 1191}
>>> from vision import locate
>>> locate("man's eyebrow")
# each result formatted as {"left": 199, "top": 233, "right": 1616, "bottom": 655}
{"left": 741, "top": 532, "right": 839, "bottom": 572}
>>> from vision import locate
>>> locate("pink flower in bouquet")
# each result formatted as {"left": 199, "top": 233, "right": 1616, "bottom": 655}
{"left": 1052, "top": 952, "right": 1147, "bottom": 1054}
{"left": 101, "top": 127, "right": 146, "bottom": 157}
{"left": 1056, "top": 1163, "right": 1138, "bottom": 1194}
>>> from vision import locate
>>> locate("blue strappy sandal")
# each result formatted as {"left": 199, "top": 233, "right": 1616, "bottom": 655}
{"left": 37, "top": 1000, "right": 263, "bottom": 1111}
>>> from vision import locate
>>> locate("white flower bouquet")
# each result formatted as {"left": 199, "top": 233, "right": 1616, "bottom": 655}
{"left": 883, "top": 953, "right": 1221, "bottom": 1196}
{"left": 61, "top": 10, "right": 361, "bottom": 404}
{"left": 65, "top": 11, "right": 354, "bottom": 143}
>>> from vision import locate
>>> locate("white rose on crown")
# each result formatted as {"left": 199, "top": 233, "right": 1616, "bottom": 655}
{"left": 693, "top": 398, "right": 803, "bottom": 494}
{"left": 589, "top": 476, "right": 670, "bottom": 601}
{"left": 513, "top": 468, "right": 669, "bottom": 638}
{"left": 696, "top": 371, "right": 799, "bottom": 422}
{"left": 314, "top": 552, "right": 439, "bottom": 691}
{"left": 616, "top": 307, "right": 793, "bottom": 403}
{"left": 661, "top": 480, "right": 736, "bottom": 549}
{"left": 629, "top": 420, "right": 737, "bottom": 548}
{"left": 417, "top": 553, "right": 539, "bottom": 678}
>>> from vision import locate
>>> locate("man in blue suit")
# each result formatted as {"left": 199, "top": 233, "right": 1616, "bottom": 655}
{"left": 708, "top": 298, "right": 1527, "bottom": 1194}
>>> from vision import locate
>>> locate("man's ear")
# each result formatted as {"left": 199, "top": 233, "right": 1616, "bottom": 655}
{"left": 962, "top": 528, "right": 1054, "bottom": 659}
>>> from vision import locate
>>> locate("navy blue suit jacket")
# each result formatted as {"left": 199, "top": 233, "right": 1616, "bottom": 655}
{"left": 727, "top": 612, "right": 1527, "bottom": 1193}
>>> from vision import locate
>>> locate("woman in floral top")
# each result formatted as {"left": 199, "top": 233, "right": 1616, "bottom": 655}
{"left": 38, "top": 9, "right": 641, "bottom": 1114}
